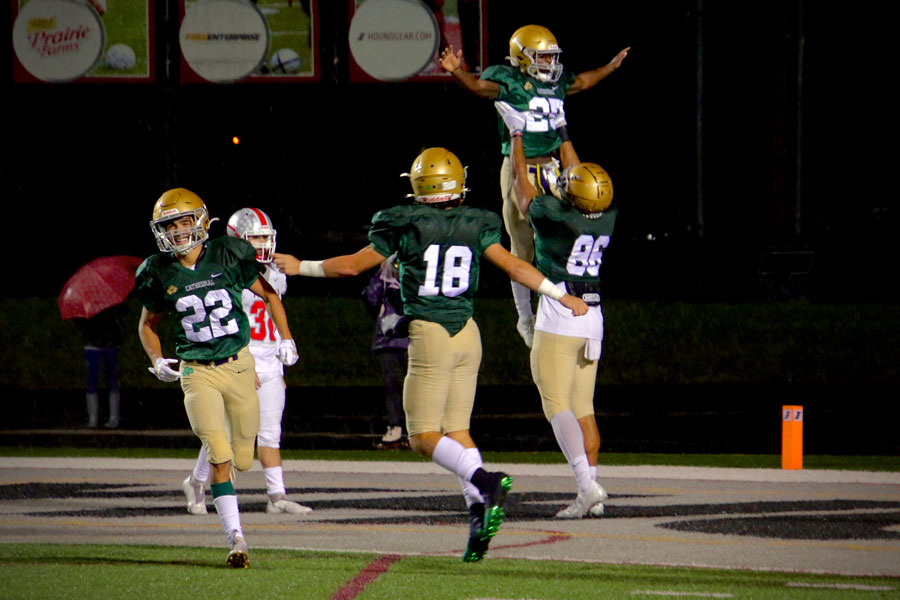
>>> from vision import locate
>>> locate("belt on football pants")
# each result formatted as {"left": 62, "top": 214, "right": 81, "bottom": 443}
{"left": 527, "top": 161, "right": 557, "bottom": 195}
{"left": 187, "top": 354, "right": 239, "bottom": 368}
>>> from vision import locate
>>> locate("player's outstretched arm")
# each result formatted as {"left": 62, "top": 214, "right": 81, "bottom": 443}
{"left": 274, "top": 246, "right": 386, "bottom": 278}
{"left": 483, "top": 244, "right": 589, "bottom": 316}
{"left": 250, "top": 276, "right": 299, "bottom": 365}
{"left": 569, "top": 46, "right": 630, "bottom": 95}
{"left": 440, "top": 44, "right": 500, "bottom": 99}
{"left": 249, "top": 276, "right": 294, "bottom": 342}
{"left": 509, "top": 134, "right": 538, "bottom": 216}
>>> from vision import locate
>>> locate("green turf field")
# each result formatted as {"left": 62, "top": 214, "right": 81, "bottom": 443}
{"left": 2, "top": 543, "right": 896, "bottom": 599}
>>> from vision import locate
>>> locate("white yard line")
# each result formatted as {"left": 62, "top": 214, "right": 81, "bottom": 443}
{"left": 0, "top": 457, "right": 897, "bottom": 484}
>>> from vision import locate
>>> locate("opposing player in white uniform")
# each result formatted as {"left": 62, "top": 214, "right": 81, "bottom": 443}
{"left": 182, "top": 208, "right": 312, "bottom": 516}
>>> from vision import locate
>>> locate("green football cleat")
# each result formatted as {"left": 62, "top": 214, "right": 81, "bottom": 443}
{"left": 480, "top": 473, "right": 513, "bottom": 541}
{"left": 462, "top": 503, "right": 488, "bottom": 563}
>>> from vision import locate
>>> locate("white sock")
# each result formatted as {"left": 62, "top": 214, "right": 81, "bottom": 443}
{"left": 590, "top": 465, "right": 598, "bottom": 482}
{"left": 510, "top": 281, "right": 534, "bottom": 321}
{"left": 263, "top": 465, "right": 286, "bottom": 499}
{"left": 431, "top": 436, "right": 482, "bottom": 481}
{"left": 213, "top": 494, "right": 242, "bottom": 539}
{"left": 551, "top": 411, "right": 592, "bottom": 494}
{"left": 458, "top": 448, "right": 485, "bottom": 507}
{"left": 193, "top": 446, "right": 210, "bottom": 485}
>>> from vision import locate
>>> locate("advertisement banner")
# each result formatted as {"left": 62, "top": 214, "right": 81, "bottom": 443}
{"left": 12, "top": 0, "right": 154, "bottom": 83}
{"left": 178, "top": 0, "right": 319, "bottom": 83}
{"left": 348, "top": 0, "right": 486, "bottom": 83}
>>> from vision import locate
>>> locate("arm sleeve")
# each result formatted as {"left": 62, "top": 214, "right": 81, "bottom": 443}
{"left": 481, "top": 65, "right": 512, "bottom": 99}
{"left": 367, "top": 208, "right": 403, "bottom": 258}
{"left": 478, "top": 211, "right": 503, "bottom": 253}
{"left": 224, "top": 237, "right": 265, "bottom": 288}
{"left": 134, "top": 258, "right": 165, "bottom": 314}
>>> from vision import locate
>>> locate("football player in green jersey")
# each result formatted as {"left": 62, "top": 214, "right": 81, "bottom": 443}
{"left": 136, "top": 188, "right": 299, "bottom": 569}
{"left": 440, "top": 25, "right": 628, "bottom": 348}
{"left": 507, "top": 115, "right": 618, "bottom": 519}
{"left": 274, "top": 147, "right": 588, "bottom": 562}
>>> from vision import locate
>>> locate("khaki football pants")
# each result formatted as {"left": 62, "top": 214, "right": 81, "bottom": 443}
{"left": 531, "top": 330, "right": 599, "bottom": 421}
{"left": 499, "top": 155, "right": 560, "bottom": 262}
{"left": 403, "top": 318, "right": 481, "bottom": 436}
{"left": 180, "top": 346, "right": 259, "bottom": 471}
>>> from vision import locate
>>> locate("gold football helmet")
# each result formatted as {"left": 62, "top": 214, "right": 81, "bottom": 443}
{"left": 558, "top": 163, "right": 614, "bottom": 215}
{"left": 402, "top": 147, "right": 468, "bottom": 205}
{"left": 150, "top": 188, "right": 211, "bottom": 254}
{"left": 508, "top": 25, "right": 563, "bottom": 83}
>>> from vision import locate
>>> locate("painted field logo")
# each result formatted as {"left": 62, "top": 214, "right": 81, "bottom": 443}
{"left": 12, "top": 0, "right": 105, "bottom": 82}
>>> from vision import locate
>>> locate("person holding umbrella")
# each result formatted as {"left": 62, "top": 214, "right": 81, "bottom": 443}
{"left": 59, "top": 255, "right": 144, "bottom": 429}
{"left": 135, "top": 188, "right": 298, "bottom": 569}
{"left": 73, "top": 305, "right": 125, "bottom": 428}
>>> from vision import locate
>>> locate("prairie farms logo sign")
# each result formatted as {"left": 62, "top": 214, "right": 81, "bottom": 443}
{"left": 349, "top": 0, "right": 439, "bottom": 81}
{"left": 180, "top": 0, "right": 269, "bottom": 83}
{"left": 12, "top": 0, "right": 105, "bottom": 82}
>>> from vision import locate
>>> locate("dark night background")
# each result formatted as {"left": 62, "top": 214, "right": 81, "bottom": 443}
{"left": 2, "top": 1, "right": 895, "bottom": 302}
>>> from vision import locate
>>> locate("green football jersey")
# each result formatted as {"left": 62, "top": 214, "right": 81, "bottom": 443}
{"left": 135, "top": 236, "right": 263, "bottom": 361}
{"left": 368, "top": 203, "right": 503, "bottom": 336}
{"left": 481, "top": 64, "right": 576, "bottom": 158}
{"left": 529, "top": 195, "right": 618, "bottom": 283}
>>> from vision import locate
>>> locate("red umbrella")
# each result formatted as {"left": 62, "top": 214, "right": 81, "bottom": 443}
{"left": 59, "top": 255, "right": 144, "bottom": 320}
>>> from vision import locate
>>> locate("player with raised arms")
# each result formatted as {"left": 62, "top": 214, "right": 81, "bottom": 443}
{"left": 440, "top": 25, "right": 628, "bottom": 348}
{"left": 273, "top": 147, "right": 589, "bottom": 562}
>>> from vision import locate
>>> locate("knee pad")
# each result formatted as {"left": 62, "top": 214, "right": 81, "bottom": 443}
{"left": 205, "top": 432, "right": 234, "bottom": 466}
{"left": 232, "top": 440, "right": 255, "bottom": 471}
{"left": 542, "top": 398, "right": 566, "bottom": 422}
{"left": 256, "top": 422, "right": 282, "bottom": 449}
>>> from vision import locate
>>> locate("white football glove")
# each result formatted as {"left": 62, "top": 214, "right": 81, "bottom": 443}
{"left": 494, "top": 101, "right": 527, "bottom": 136}
{"left": 149, "top": 357, "right": 181, "bottom": 382}
{"left": 553, "top": 103, "right": 567, "bottom": 129}
{"left": 276, "top": 339, "right": 299, "bottom": 366}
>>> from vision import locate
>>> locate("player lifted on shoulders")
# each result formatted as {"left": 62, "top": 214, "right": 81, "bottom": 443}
{"left": 136, "top": 189, "right": 299, "bottom": 569}
{"left": 274, "top": 147, "right": 589, "bottom": 562}
{"left": 441, "top": 25, "right": 628, "bottom": 348}
{"left": 181, "top": 207, "right": 312, "bottom": 518}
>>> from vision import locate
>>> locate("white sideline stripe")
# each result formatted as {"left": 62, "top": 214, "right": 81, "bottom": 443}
{"left": 631, "top": 592, "right": 733, "bottom": 598}
{"left": 0, "top": 457, "right": 898, "bottom": 484}
{"left": 786, "top": 582, "right": 894, "bottom": 591}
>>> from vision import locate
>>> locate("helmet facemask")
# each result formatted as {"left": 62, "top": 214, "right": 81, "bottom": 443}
{"left": 151, "top": 207, "right": 210, "bottom": 255}
{"left": 245, "top": 232, "right": 277, "bottom": 263}
{"left": 523, "top": 47, "right": 562, "bottom": 83}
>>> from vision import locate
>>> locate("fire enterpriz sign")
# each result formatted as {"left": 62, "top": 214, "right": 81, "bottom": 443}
{"left": 349, "top": 0, "right": 439, "bottom": 81}
{"left": 12, "top": 0, "right": 105, "bottom": 82}
{"left": 179, "top": 0, "right": 269, "bottom": 83}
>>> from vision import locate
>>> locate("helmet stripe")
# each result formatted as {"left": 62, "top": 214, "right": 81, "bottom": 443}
{"left": 250, "top": 208, "right": 268, "bottom": 226}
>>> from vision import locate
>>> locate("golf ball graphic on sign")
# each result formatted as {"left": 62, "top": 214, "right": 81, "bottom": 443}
{"left": 105, "top": 44, "right": 136, "bottom": 70}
